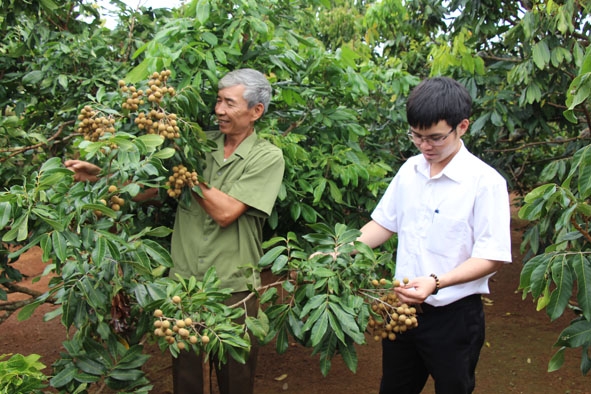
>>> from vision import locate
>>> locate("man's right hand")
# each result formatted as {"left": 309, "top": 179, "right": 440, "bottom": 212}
{"left": 65, "top": 159, "right": 101, "bottom": 182}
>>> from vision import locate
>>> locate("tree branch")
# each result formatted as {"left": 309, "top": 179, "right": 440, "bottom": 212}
{"left": 571, "top": 217, "right": 591, "bottom": 244}
{"left": 0, "top": 121, "right": 74, "bottom": 163}
{"left": 485, "top": 136, "right": 588, "bottom": 153}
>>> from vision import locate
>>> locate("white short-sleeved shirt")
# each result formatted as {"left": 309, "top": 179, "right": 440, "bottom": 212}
{"left": 371, "top": 143, "right": 512, "bottom": 306}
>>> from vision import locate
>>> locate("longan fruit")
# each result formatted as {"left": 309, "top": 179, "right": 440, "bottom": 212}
{"left": 179, "top": 328, "right": 190, "bottom": 338}
{"left": 172, "top": 295, "right": 181, "bottom": 304}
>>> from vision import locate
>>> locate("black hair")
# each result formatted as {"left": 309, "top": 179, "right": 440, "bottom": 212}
{"left": 406, "top": 77, "right": 472, "bottom": 130}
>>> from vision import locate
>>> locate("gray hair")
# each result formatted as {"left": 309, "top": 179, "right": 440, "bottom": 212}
{"left": 218, "top": 68, "right": 272, "bottom": 115}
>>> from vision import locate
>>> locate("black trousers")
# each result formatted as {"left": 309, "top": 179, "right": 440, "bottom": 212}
{"left": 172, "top": 291, "right": 259, "bottom": 394}
{"left": 379, "top": 294, "right": 485, "bottom": 394}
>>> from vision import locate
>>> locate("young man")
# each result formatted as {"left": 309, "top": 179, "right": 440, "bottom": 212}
{"left": 66, "top": 68, "right": 285, "bottom": 394}
{"left": 357, "top": 77, "right": 512, "bottom": 394}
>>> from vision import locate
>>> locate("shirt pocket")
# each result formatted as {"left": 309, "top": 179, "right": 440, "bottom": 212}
{"left": 425, "top": 215, "right": 470, "bottom": 258}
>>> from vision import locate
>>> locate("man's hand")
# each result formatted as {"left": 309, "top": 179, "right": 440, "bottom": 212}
{"left": 65, "top": 159, "right": 101, "bottom": 182}
{"left": 394, "top": 276, "right": 437, "bottom": 304}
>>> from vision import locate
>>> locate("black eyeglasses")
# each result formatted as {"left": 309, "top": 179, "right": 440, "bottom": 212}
{"left": 407, "top": 127, "right": 457, "bottom": 146}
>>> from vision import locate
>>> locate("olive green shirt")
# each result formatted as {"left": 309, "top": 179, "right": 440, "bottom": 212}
{"left": 169, "top": 130, "right": 285, "bottom": 292}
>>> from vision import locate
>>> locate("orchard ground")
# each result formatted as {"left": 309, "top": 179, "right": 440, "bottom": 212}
{"left": 2, "top": 206, "right": 591, "bottom": 394}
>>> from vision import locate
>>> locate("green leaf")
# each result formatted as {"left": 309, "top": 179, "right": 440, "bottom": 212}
{"left": 337, "top": 340, "right": 358, "bottom": 373}
{"left": 22, "top": 70, "right": 44, "bottom": 85}
{"left": 50, "top": 364, "right": 78, "bottom": 388}
{"left": 91, "top": 237, "right": 107, "bottom": 266}
{"left": 195, "top": 0, "right": 211, "bottom": 24}
{"left": 310, "top": 310, "right": 329, "bottom": 346}
{"left": 571, "top": 254, "right": 591, "bottom": 321}
{"left": 116, "top": 346, "right": 150, "bottom": 370}
{"left": 245, "top": 310, "right": 270, "bottom": 340}
{"left": 257, "top": 246, "right": 286, "bottom": 268}
{"left": 52, "top": 231, "right": 68, "bottom": 262}
{"left": 153, "top": 147, "right": 176, "bottom": 159}
{"left": 300, "top": 294, "right": 327, "bottom": 318}
{"left": 17, "top": 300, "right": 43, "bottom": 321}
{"left": 275, "top": 327, "right": 289, "bottom": 354}
{"left": 326, "top": 310, "right": 345, "bottom": 344}
{"left": 554, "top": 320, "right": 591, "bottom": 348}
{"left": 108, "top": 368, "right": 145, "bottom": 381}
{"left": 532, "top": 40, "right": 550, "bottom": 70}
{"left": 142, "top": 239, "right": 174, "bottom": 267}
{"left": 578, "top": 147, "right": 591, "bottom": 199}
{"left": 259, "top": 287, "right": 277, "bottom": 305}
{"left": 75, "top": 355, "right": 108, "bottom": 375}
{"left": 39, "top": 0, "right": 59, "bottom": 10}
{"left": 137, "top": 134, "right": 165, "bottom": 150}
{"left": 0, "top": 201, "right": 12, "bottom": 228}
{"left": 548, "top": 347, "right": 565, "bottom": 372}
{"left": 547, "top": 256, "right": 573, "bottom": 321}
{"left": 271, "top": 255, "right": 288, "bottom": 275}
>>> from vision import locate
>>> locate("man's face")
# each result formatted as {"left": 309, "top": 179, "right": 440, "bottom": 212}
{"left": 409, "top": 120, "right": 466, "bottom": 167}
{"left": 215, "top": 84, "right": 262, "bottom": 136}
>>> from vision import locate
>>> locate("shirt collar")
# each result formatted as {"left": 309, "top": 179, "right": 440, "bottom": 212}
{"left": 415, "top": 140, "right": 468, "bottom": 183}
{"left": 212, "top": 130, "right": 258, "bottom": 166}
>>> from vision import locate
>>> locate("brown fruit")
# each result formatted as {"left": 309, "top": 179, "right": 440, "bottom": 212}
{"left": 108, "top": 185, "right": 118, "bottom": 193}
{"left": 201, "top": 335, "right": 210, "bottom": 344}
{"left": 172, "top": 295, "right": 182, "bottom": 304}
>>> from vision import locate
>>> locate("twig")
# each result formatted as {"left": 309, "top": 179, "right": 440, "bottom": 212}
{"left": 0, "top": 121, "right": 74, "bottom": 163}
{"left": 1, "top": 282, "right": 45, "bottom": 299}
{"left": 571, "top": 217, "right": 591, "bottom": 244}
{"left": 485, "top": 136, "right": 585, "bottom": 153}
{"left": 227, "top": 280, "right": 290, "bottom": 309}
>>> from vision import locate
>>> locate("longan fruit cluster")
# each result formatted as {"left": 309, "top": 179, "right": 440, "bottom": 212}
{"left": 119, "top": 70, "right": 176, "bottom": 109}
{"left": 134, "top": 110, "right": 180, "bottom": 139}
{"left": 367, "top": 278, "right": 418, "bottom": 342}
{"left": 107, "top": 185, "right": 125, "bottom": 211}
{"left": 76, "top": 105, "right": 116, "bottom": 141}
{"left": 119, "top": 82, "right": 145, "bottom": 111}
{"left": 152, "top": 297, "right": 210, "bottom": 351}
{"left": 145, "top": 70, "right": 176, "bottom": 104}
{"left": 166, "top": 164, "right": 199, "bottom": 198}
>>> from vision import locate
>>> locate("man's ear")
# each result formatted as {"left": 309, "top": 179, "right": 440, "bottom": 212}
{"left": 457, "top": 118, "right": 470, "bottom": 137}
{"left": 251, "top": 103, "right": 265, "bottom": 122}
